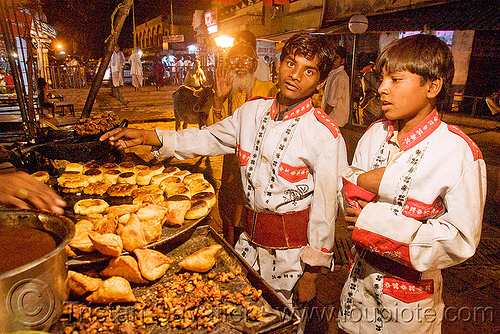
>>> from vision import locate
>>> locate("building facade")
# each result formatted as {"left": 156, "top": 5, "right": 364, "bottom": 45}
{"left": 206, "top": 0, "right": 500, "bottom": 119}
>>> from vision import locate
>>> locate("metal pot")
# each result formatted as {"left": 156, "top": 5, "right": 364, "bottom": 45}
{"left": 0, "top": 210, "right": 74, "bottom": 333}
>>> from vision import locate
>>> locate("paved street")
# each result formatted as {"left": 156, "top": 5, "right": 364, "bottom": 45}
{"left": 46, "top": 84, "right": 500, "bottom": 333}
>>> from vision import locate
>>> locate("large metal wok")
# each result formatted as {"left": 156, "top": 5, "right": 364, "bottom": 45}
{"left": 7, "top": 120, "right": 127, "bottom": 174}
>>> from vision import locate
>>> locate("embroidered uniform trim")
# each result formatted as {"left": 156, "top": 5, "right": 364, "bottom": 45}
{"left": 391, "top": 144, "right": 428, "bottom": 214}
{"left": 245, "top": 107, "right": 272, "bottom": 202}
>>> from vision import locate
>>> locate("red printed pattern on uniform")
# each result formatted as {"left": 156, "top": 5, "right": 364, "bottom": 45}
{"left": 313, "top": 109, "right": 340, "bottom": 138}
{"left": 382, "top": 277, "right": 434, "bottom": 303}
{"left": 237, "top": 145, "right": 250, "bottom": 166}
{"left": 402, "top": 197, "right": 445, "bottom": 219}
{"left": 352, "top": 227, "right": 412, "bottom": 267}
{"left": 342, "top": 177, "right": 377, "bottom": 209}
{"left": 447, "top": 125, "right": 483, "bottom": 161}
{"left": 278, "top": 162, "right": 309, "bottom": 183}
{"left": 270, "top": 98, "right": 312, "bottom": 120}
{"left": 400, "top": 109, "right": 441, "bottom": 151}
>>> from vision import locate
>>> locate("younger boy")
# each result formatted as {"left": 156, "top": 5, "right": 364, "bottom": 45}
{"left": 339, "top": 34, "right": 486, "bottom": 333}
{"left": 101, "top": 33, "right": 348, "bottom": 305}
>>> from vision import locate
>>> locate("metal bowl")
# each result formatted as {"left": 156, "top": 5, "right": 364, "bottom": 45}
{"left": 0, "top": 210, "right": 74, "bottom": 332}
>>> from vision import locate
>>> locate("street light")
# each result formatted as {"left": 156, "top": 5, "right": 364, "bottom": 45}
{"left": 348, "top": 14, "right": 368, "bottom": 125}
{"left": 214, "top": 35, "right": 235, "bottom": 64}
{"left": 214, "top": 35, "right": 234, "bottom": 49}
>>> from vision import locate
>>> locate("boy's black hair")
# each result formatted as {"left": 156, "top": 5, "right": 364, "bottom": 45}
{"left": 375, "top": 34, "right": 455, "bottom": 102}
{"left": 280, "top": 33, "right": 334, "bottom": 82}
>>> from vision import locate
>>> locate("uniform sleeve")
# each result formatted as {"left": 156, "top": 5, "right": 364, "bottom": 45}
{"left": 352, "top": 160, "right": 486, "bottom": 272}
{"left": 152, "top": 112, "right": 240, "bottom": 160}
{"left": 301, "top": 135, "right": 348, "bottom": 269}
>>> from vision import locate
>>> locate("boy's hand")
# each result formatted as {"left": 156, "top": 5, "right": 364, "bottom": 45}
{"left": 357, "top": 167, "right": 386, "bottom": 195}
{"left": 100, "top": 128, "right": 160, "bottom": 149}
{"left": 293, "top": 270, "right": 318, "bottom": 305}
{"left": 345, "top": 199, "right": 368, "bottom": 230}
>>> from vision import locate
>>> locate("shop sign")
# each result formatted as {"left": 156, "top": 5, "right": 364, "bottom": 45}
{"left": 205, "top": 10, "right": 218, "bottom": 34}
{"left": 163, "top": 35, "right": 184, "bottom": 43}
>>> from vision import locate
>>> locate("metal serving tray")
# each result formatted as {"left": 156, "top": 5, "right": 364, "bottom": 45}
{"left": 61, "top": 225, "right": 300, "bottom": 333}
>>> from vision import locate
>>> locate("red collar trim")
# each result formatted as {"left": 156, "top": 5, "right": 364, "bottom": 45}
{"left": 270, "top": 98, "right": 313, "bottom": 120}
{"left": 399, "top": 109, "right": 441, "bottom": 151}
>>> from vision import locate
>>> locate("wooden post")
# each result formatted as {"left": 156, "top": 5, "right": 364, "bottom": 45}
{"left": 0, "top": 0, "right": 36, "bottom": 139}
{"left": 81, "top": 0, "right": 134, "bottom": 118}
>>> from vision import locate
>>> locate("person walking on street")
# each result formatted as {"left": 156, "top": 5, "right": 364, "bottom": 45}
{"left": 129, "top": 48, "right": 144, "bottom": 90}
{"left": 153, "top": 54, "right": 164, "bottom": 90}
{"left": 184, "top": 59, "right": 207, "bottom": 89}
{"left": 110, "top": 45, "right": 125, "bottom": 87}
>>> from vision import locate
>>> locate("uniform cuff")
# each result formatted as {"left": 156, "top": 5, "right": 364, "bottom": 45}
{"left": 151, "top": 129, "right": 175, "bottom": 159}
{"left": 301, "top": 245, "right": 333, "bottom": 269}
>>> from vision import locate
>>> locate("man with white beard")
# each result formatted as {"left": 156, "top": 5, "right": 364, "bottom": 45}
{"left": 207, "top": 42, "right": 278, "bottom": 245}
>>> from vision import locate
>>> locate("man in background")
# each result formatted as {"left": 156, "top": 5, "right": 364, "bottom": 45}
{"left": 235, "top": 30, "right": 271, "bottom": 82}
{"left": 321, "top": 45, "right": 350, "bottom": 127}
{"left": 129, "top": 48, "right": 143, "bottom": 90}
{"left": 110, "top": 45, "right": 125, "bottom": 87}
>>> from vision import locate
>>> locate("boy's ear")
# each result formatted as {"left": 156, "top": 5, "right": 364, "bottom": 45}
{"left": 427, "top": 78, "right": 443, "bottom": 99}
{"left": 317, "top": 79, "right": 327, "bottom": 91}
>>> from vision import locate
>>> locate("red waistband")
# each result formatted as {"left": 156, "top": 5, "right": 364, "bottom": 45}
{"left": 356, "top": 245, "right": 422, "bottom": 284}
{"left": 243, "top": 206, "right": 310, "bottom": 249}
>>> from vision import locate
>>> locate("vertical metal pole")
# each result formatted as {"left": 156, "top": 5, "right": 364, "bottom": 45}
{"left": 132, "top": 0, "right": 136, "bottom": 49}
{"left": 349, "top": 33, "right": 357, "bottom": 125}
{"left": 0, "top": 1, "right": 35, "bottom": 139}
{"left": 170, "top": 0, "right": 174, "bottom": 35}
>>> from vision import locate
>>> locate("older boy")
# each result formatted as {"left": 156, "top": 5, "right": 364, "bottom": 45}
{"left": 208, "top": 41, "right": 278, "bottom": 246}
{"left": 339, "top": 34, "right": 486, "bottom": 333}
{"left": 101, "top": 33, "right": 348, "bottom": 305}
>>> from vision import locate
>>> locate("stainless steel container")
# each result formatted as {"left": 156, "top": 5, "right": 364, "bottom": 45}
{"left": 0, "top": 210, "right": 74, "bottom": 333}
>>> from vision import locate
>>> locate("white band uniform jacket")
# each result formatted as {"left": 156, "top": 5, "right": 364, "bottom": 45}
{"left": 339, "top": 109, "right": 487, "bottom": 333}
{"left": 153, "top": 97, "right": 348, "bottom": 293}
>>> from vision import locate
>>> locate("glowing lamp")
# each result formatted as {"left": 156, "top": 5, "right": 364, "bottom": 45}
{"left": 349, "top": 15, "right": 368, "bottom": 34}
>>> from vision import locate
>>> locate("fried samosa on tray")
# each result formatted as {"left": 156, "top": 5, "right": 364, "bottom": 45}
{"left": 86, "top": 276, "right": 137, "bottom": 304}
{"left": 178, "top": 244, "right": 223, "bottom": 273}
{"left": 68, "top": 270, "right": 102, "bottom": 296}
{"left": 100, "top": 255, "right": 148, "bottom": 284}
{"left": 134, "top": 248, "right": 175, "bottom": 281}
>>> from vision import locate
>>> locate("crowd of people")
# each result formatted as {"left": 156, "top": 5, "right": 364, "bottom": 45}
{"left": 1, "top": 32, "right": 487, "bottom": 334}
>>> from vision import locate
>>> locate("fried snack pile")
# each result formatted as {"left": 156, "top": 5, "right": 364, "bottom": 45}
{"left": 61, "top": 270, "right": 264, "bottom": 332}
{"left": 59, "top": 161, "right": 214, "bottom": 221}
{"left": 73, "top": 112, "right": 121, "bottom": 136}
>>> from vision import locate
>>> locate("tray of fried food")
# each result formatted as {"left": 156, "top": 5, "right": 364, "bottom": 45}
{"left": 60, "top": 225, "right": 299, "bottom": 333}
{"left": 40, "top": 160, "right": 216, "bottom": 265}
{"left": 72, "top": 112, "right": 122, "bottom": 136}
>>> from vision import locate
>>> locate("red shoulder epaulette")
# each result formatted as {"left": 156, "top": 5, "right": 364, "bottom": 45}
{"left": 447, "top": 125, "right": 483, "bottom": 161}
{"left": 366, "top": 117, "right": 388, "bottom": 132}
{"left": 313, "top": 108, "right": 340, "bottom": 139}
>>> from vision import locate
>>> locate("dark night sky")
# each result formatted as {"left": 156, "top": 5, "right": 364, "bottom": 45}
{"left": 40, "top": 0, "right": 211, "bottom": 60}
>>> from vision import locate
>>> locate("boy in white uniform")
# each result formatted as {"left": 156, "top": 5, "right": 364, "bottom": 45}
{"left": 100, "top": 33, "right": 348, "bottom": 308}
{"left": 338, "top": 34, "right": 487, "bottom": 333}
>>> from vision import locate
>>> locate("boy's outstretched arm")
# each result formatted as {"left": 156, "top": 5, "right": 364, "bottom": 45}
{"left": 100, "top": 128, "right": 161, "bottom": 150}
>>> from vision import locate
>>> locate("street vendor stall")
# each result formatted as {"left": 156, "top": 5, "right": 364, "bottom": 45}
{"left": 0, "top": 112, "right": 300, "bottom": 333}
